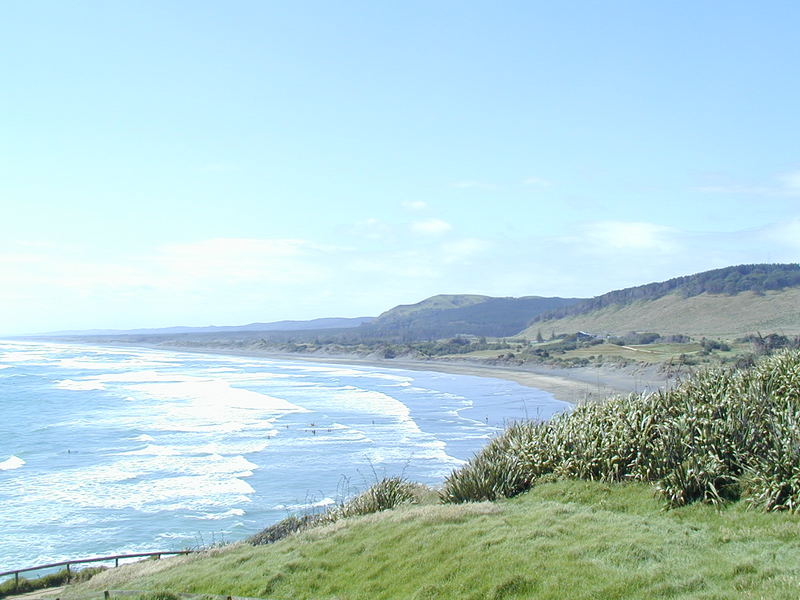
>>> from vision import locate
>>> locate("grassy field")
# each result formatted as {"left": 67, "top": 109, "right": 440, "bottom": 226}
{"left": 521, "top": 289, "right": 800, "bottom": 339}
{"left": 560, "top": 342, "right": 703, "bottom": 363}
{"left": 557, "top": 341, "right": 754, "bottom": 365}
{"left": 439, "top": 340, "right": 750, "bottom": 369}
{"left": 63, "top": 480, "right": 800, "bottom": 600}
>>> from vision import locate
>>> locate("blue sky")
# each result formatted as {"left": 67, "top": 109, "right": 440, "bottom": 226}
{"left": 2, "top": 1, "right": 799, "bottom": 333}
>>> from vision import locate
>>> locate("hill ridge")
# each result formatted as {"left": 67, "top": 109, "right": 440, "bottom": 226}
{"left": 533, "top": 263, "right": 800, "bottom": 324}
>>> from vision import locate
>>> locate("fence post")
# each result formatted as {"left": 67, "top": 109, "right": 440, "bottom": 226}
{"left": 104, "top": 591, "right": 110, "bottom": 600}
{"left": 115, "top": 558, "right": 119, "bottom": 568}
{"left": 14, "top": 572, "right": 18, "bottom": 589}
{"left": 66, "top": 563, "right": 71, "bottom": 582}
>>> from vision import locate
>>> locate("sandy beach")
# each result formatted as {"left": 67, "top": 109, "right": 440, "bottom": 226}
{"left": 135, "top": 343, "right": 673, "bottom": 404}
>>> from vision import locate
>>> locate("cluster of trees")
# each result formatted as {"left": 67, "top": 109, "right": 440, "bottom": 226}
{"left": 739, "top": 333, "right": 800, "bottom": 354}
{"left": 699, "top": 338, "right": 732, "bottom": 354}
{"left": 414, "top": 336, "right": 514, "bottom": 357}
{"left": 532, "top": 263, "right": 800, "bottom": 323}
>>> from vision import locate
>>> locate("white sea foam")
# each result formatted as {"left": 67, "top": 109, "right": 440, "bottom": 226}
{"left": 332, "top": 386, "right": 413, "bottom": 419}
{"left": 186, "top": 508, "right": 246, "bottom": 520}
{"left": 0, "top": 351, "right": 54, "bottom": 364}
{"left": 0, "top": 456, "right": 25, "bottom": 470}
{"left": 75, "top": 371, "right": 306, "bottom": 434}
{"left": 54, "top": 379, "right": 107, "bottom": 391}
{"left": 156, "top": 532, "right": 196, "bottom": 540}
{"left": 226, "top": 371, "right": 293, "bottom": 381}
{"left": 194, "top": 440, "right": 271, "bottom": 455}
{"left": 273, "top": 497, "right": 336, "bottom": 511}
{"left": 278, "top": 364, "right": 413, "bottom": 383}
{"left": 118, "top": 444, "right": 183, "bottom": 456}
{"left": 56, "top": 358, "right": 171, "bottom": 370}
{"left": 28, "top": 470, "right": 257, "bottom": 511}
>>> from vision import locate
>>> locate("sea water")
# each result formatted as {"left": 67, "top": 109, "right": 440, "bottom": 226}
{"left": 0, "top": 340, "right": 569, "bottom": 571}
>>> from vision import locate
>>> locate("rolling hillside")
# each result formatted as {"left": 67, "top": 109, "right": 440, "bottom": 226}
{"left": 522, "top": 268, "right": 800, "bottom": 339}
{"left": 362, "top": 294, "right": 581, "bottom": 340}
{"left": 62, "top": 481, "right": 800, "bottom": 600}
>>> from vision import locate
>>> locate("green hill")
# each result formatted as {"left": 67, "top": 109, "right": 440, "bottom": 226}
{"left": 522, "top": 264, "right": 800, "bottom": 339}
{"left": 62, "top": 480, "right": 800, "bottom": 600}
{"left": 363, "top": 294, "right": 580, "bottom": 341}
{"left": 374, "top": 294, "right": 491, "bottom": 319}
{"left": 521, "top": 288, "right": 800, "bottom": 339}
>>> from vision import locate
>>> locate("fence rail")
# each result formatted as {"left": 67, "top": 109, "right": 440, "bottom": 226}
{"left": 0, "top": 551, "right": 195, "bottom": 589}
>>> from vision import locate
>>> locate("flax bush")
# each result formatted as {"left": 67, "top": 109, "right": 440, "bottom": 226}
{"left": 320, "top": 476, "right": 420, "bottom": 522}
{"left": 442, "top": 350, "right": 800, "bottom": 511}
{"left": 249, "top": 477, "right": 422, "bottom": 545}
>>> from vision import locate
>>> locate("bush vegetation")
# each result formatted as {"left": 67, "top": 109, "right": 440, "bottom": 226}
{"left": 248, "top": 477, "right": 424, "bottom": 546}
{"left": 442, "top": 350, "right": 800, "bottom": 510}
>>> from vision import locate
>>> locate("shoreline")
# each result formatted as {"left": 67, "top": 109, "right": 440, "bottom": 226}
{"left": 90, "top": 341, "right": 671, "bottom": 404}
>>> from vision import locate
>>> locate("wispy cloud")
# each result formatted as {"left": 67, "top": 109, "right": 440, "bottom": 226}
{"left": 778, "top": 171, "right": 800, "bottom": 192}
{"left": 451, "top": 180, "right": 498, "bottom": 191}
{"left": 402, "top": 200, "right": 428, "bottom": 211}
{"left": 756, "top": 218, "right": 800, "bottom": 251}
{"left": 0, "top": 238, "right": 336, "bottom": 300}
{"left": 522, "top": 176, "right": 551, "bottom": 187}
{"left": 199, "top": 163, "right": 240, "bottom": 173}
{"left": 441, "top": 238, "right": 490, "bottom": 264}
{"left": 348, "top": 217, "right": 395, "bottom": 241}
{"left": 411, "top": 218, "right": 453, "bottom": 235}
{"left": 696, "top": 170, "right": 800, "bottom": 197}
{"left": 570, "top": 221, "right": 681, "bottom": 253}
{"left": 155, "top": 238, "right": 332, "bottom": 285}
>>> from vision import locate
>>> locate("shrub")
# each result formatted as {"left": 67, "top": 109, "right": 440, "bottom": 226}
{"left": 249, "top": 477, "right": 423, "bottom": 545}
{"left": 248, "top": 514, "right": 320, "bottom": 546}
{"left": 320, "top": 476, "right": 421, "bottom": 522}
{"left": 441, "top": 350, "right": 800, "bottom": 511}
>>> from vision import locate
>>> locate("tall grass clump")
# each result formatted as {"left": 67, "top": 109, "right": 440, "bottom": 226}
{"left": 320, "top": 475, "right": 422, "bottom": 522}
{"left": 442, "top": 349, "right": 800, "bottom": 510}
{"left": 249, "top": 477, "right": 422, "bottom": 545}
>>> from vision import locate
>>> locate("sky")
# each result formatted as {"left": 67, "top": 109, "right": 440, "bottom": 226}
{"left": 2, "top": 1, "right": 799, "bottom": 334}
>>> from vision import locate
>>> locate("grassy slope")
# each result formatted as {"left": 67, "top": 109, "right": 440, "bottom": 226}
{"left": 522, "top": 289, "right": 800, "bottom": 339}
{"left": 375, "top": 295, "right": 490, "bottom": 320}
{"left": 68, "top": 481, "right": 800, "bottom": 600}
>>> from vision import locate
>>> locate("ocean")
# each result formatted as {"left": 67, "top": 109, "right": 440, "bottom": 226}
{"left": 0, "top": 340, "right": 569, "bottom": 572}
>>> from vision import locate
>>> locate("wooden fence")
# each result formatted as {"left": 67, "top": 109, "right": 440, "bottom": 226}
{"left": 0, "top": 551, "right": 195, "bottom": 590}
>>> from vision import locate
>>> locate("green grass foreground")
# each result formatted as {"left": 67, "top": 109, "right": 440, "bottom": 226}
{"left": 65, "top": 480, "right": 800, "bottom": 600}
